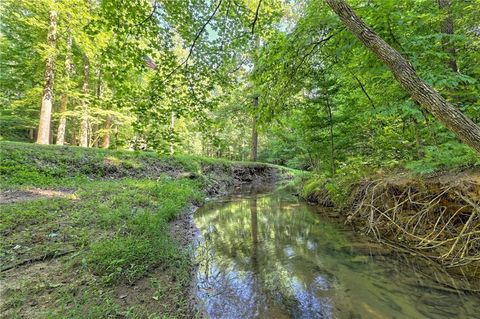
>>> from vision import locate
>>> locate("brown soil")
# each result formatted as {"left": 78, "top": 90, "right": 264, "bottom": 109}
{"left": 111, "top": 206, "right": 203, "bottom": 318}
{"left": 202, "top": 164, "right": 282, "bottom": 197}
{"left": 113, "top": 266, "right": 200, "bottom": 318}
{"left": 0, "top": 164, "right": 287, "bottom": 318}
{"left": 0, "top": 188, "right": 75, "bottom": 204}
{"left": 0, "top": 256, "right": 86, "bottom": 319}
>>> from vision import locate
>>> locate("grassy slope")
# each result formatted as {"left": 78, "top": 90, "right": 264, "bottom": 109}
{"left": 0, "top": 142, "right": 289, "bottom": 318}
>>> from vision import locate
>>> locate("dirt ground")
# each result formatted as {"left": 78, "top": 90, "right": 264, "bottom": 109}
{"left": 0, "top": 188, "right": 76, "bottom": 204}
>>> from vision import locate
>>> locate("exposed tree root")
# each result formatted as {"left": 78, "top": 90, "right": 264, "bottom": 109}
{"left": 347, "top": 172, "right": 480, "bottom": 275}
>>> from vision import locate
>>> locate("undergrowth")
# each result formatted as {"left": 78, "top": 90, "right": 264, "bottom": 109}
{"left": 0, "top": 141, "right": 285, "bottom": 318}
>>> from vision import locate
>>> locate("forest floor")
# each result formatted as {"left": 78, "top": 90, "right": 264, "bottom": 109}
{"left": 0, "top": 142, "right": 292, "bottom": 318}
{"left": 303, "top": 168, "right": 480, "bottom": 289}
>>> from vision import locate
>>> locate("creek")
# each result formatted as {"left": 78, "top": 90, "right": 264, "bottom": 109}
{"left": 193, "top": 184, "right": 479, "bottom": 319}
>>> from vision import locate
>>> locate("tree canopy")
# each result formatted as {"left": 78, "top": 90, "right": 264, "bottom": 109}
{"left": 1, "top": 0, "right": 479, "bottom": 174}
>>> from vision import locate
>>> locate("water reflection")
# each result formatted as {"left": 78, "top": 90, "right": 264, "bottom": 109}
{"left": 194, "top": 186, "right": 480, "bottom": 319}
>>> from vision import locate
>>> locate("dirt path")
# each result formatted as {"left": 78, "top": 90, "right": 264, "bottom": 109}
{"left": 0, "top": 189, "right": 75, "bottom": 204}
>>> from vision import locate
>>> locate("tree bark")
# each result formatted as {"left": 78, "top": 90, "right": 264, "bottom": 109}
{"left": 323, "top": 79, "right": 335, "bottom": 176}
{"left": 91, "top": 123, "right": 99, "bottom": 147}
{"left": 251, "top": 96, "right": 258, "bottom": 161}
{"left": 79, "top": 54, "right": 90, "bottom": 147}
{"left": 56, "top": 28, "right": 72, "bottom": 145}
{"left": 169, "top": 111, "right": 175, "bottom": 155}
{"left": 324, "top": 0, "right": 480, "bottom": 153}
{"left": 437, "top": 0, "right": 458, "bottom": 72}
{"left": 101, "top": 114, "right": 112, "bottom": 149}
{"left": 90, "top": 69, "right": 102, "bottom": 147}
{"left": 36, "top": 10, "right": 57, "bottom": 145}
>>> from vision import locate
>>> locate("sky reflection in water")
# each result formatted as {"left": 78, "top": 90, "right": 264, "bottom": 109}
{"left": 194, "top": 187, "right": 480, "bottom": 319}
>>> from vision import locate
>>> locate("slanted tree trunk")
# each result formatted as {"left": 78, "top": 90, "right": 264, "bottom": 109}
{"left": 56, "top": 28, "right": 72, "bottom": 145}
{"left": 79, "top": 54, "right": 90, "bottom": 147}
{"left": 251, "top": 96, "right": 258, "bottom": 161}
{"left": 324, "top": 0, "right": 480, "bottom": 154}
{"left": 437, "top": 0, "right": 458, "bottom": 72}
{"left": 36, "top": 10, "right": 57, "bottom": 145}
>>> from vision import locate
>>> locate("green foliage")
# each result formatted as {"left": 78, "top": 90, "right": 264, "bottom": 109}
{"left": 1, "top": 0, "right": 479, "bottom": 180}
{"left": 406, "top": 143, "right": 480, "bottom": 174}
{"left": 2, "top": 142, "right": 281, "bottom": 317}
{"left": 251, "top": 0, "right": 480, "bottom": 178}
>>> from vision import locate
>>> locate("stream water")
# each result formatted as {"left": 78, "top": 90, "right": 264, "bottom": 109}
{"left": 193, "top": 185, "right": 480, "bottom": 319}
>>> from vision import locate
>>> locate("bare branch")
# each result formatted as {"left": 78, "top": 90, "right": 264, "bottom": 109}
{"left": 158, "top": 0, "right": 223, "bottom": 83}
{"left": 133, "top": 0, "right": 158, "bottom": 28}
{"left": 251, "top": 0, "right": 262, "bottom": 35}
{"left": 185, "top": 0, "right": 223, "bottom": 67}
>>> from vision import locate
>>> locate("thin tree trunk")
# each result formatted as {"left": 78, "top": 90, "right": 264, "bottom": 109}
{"left": 90, "top": 69, "right": 102, "bottom": 148}
{"left": 56, "top": 28, "right": 72, "bottom": 145}
{"left": 437, "top": 0, "right": 458, "bottom": 72}
{"left": 56, "top": 95, "right": 68, "bottom": 145}
{"left": 412, "top": 117, "right": 423, "bottom": 159}
{"left": 322, "top": 77, "right": 335, "bottom": 176}
{"left": 350, "top": 71, "right": 375, "bottom": 109}
{"left": 91, "top": 123, "right": 99, "bottom": 147}
{"left": 36, "top": 10, "right": 57, "bottom": 145}
{"left": 101, "top": 114, "right": 112, "bottom": 148}
{"left": 241, "top": 139, "right": 246, "bottom": 161}
{"left": 71, "top": 120, "right": 76, "bottom": 145}
{"left": 324, "top": 0, "right": 480, "bottom": 153}
{"left": 170, "top": 111, "right": 175, "bottom": 155}
{"left": 251, "top": 96, "right": 258, "bottom": 161}
{"left": 79, "top": 54, "right": 90, "bottom": 147}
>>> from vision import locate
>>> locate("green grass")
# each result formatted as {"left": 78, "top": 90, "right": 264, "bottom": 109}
{"left": 1, "top": 178, "right": 201, "bottom": 317}
{"left": 0, "top": 141, "right": 289, "bottom": 318}
{"left": 0, "top": 141, "right": 292, "bottom": 189}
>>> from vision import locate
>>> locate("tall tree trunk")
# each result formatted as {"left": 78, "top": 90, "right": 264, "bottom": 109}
{"left": 101, "top": 114, "right": 112, "bottom": 149}
{"left": 90, "top": 69, "right": 102, "bottom": 147}
{"left": 36, "top": 10, "right": 57, "bottom": 145}
{"left": 251, "top": 96, "right": 258, "bottom": 161}
{"left": 437, "top": 0, "right": 458, "bottom": 72}
{"left": 56, "top": 28, "right": 72, "bottom": 145}
{"left": 79, "top": 54, "right": 90, "bottom": 147}
{"left": 169, "top": 111, "right": 175, "bottom": 155}
{"left": 323, "top": 81, "right": 335, "bottom": 176}
{"left": 91, "top": 123, "right": 99, "bottom": 147}
{"left": 324, "top": 0, "right": 480, "bottom": 154}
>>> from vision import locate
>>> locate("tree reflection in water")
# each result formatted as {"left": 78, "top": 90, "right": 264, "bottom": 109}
{"left": 194, "top": 186, "right": 479, "bottom": 319}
